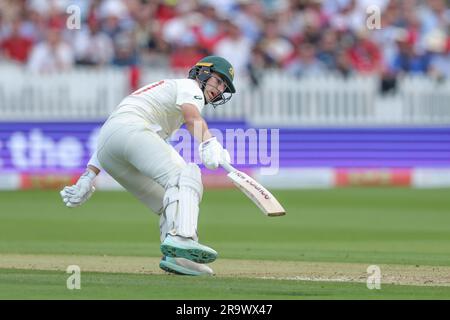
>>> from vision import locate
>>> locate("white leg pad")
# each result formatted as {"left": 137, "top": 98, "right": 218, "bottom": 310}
{"left": 159, "top": 213, "right": 169, "bottom": 243}
{"left": 162, "top": 163, "right": 203, "bottom": 241}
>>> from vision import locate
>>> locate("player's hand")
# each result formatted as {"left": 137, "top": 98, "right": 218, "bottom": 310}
{"left": 60, "top": 169, "right": 97, "bottom": 207}
{"left": 199, "top": 137, "right": 231, "bottom": 170}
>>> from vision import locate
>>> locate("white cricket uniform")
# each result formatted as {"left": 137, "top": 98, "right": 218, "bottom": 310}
{"left": 95, "top": 79, "right": 205, "bottom": 226}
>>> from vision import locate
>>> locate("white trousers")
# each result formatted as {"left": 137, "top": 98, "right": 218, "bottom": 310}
{"left": 96, "top": 113, "right": 187, "bottom": 219}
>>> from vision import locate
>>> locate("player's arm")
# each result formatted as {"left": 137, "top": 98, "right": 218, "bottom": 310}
{"left": 60, "top": 151, "right": 101, "bottom": 207}
{"left": 181, "top": 103, "right": 230, "bottom": 169}
{"left": 181, "top": 103, "right": 213, "bottom": 142}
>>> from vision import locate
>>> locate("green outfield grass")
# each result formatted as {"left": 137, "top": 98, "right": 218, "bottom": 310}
{"left": 0, "top": 188, "right": 449, "bottom": 299}
{"left": 0, "top": 189, "right": 449, "bottom": 265}
{"left": 1, "top": 268, "right": 450, "bottom": 300}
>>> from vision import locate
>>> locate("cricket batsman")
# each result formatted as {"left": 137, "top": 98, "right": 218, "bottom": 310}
{"left": 59, "top": 56, "right": 236, "bottom": 276}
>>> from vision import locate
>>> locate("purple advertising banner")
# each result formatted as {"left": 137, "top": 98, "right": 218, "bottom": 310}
{"left": 0, "top": 122, "right": 101, "bottom": 173}
{"left": 1, "top": 122, "right": 449, "bottom": 175}
{"left": 0, "top": 121, "right": 280, "bottom": 174}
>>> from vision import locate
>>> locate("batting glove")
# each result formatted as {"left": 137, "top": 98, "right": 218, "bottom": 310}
{"left": 199, "top": 137, "right": 231, "bottom": 170}
{"left": 60, "top": 169, "right": 97, "bottom": 208}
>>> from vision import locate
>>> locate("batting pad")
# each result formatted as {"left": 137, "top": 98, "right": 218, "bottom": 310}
{"left": 162, "top": 163, "right": 203, "bottom": 241}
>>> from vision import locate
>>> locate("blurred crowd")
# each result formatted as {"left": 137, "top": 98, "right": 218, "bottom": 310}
{"left": 0, "top": 0, "right": 449, "bottom": 85}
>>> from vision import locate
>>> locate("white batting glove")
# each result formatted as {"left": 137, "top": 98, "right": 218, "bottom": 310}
{"left": 60, "top": 169, "right": 97, "bottom": 208}
{"left": 199, "top": 137, "right": 231, "bottom": 170}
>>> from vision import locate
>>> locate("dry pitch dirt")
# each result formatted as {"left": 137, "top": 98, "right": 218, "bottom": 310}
{"left": 1, "top": 253, "right": 449, "bottom": 287}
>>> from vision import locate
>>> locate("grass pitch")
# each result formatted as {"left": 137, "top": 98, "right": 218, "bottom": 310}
{"left": 2, "top": 268, "right": 450, "bottom": 300}
{"left": 0, "top": 188, "right": 449, "bottom": 299}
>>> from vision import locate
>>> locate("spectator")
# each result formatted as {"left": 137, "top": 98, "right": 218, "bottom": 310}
{"left": 112, "top": 30, "right": 138, "bottom": 66}
{"left": 73, "top": 18, "right": 114, "bottom": 66}
{"left": 0, "top": 0, "right": 26, "bottom": 25}
{"left": 202, "top": 0, "right": 238, "bottom": 18}
{"left": 154, "top": 1, "right": 178, "bottom": 25}
{"left": 426, "top": 29, "right": 450, "bottom": 80}
{"left": 285, "top": 42, "right": 326, "bottom": 77}
{"left": 192, "top": 3, "right": 225, "bottom": 54}
{"left": 132, "top": 1, "right": 169, "bottom": 67}
{"left": 0, "top": 0, "right": 447, "bottom": 81}
{"left": 22, "top": 6, "right": 48, "bottom": 43}
{"left": 419, "top": 0, "right": 450, "bottom": 35}
{"left": 248, "top": 44, "right": 272, "bottom": 86}
{"left": 327, "top": 0, "right": 360, "bottom": 32}
{"left": 297, "top": 6, "right": 326, "bottom": 46}
{"left": 317, "top": 29, "right": 339, "bottom": 70}
{"left": 169, "top": 32, "right": 204, "bottom": 71}
{"left": 27, "top": 0, "right": 66, "bottom": 17}
{"left": 233, "top": 0, "right": 264, "bottom": 44}
{"left": 335, "top": 49, "right": 354, "bottom": 77}
{"left": 346, "top": 29, "right": 382, "bottom": 75}
{"left": 371, "top": 1, "right": 404, "bottom": 72}
{"left": 27, "top": 26, "right": 74, "bottom": 73}
{"left": 0, "top": 18, "right": 33, "bottom": 64}
{"left": 161, "top": 5, "right": 201, "bottom": 47}
{"left": 390, "top": 29, "right": 432, "bottom": 75}
{"left": 276, "top": 0, "right": 304, "bottom": 44}
{"left": 99, "top": 0, "right": 129, "bottom": 39}
{"left": 213, "top": 20, "right": 252, "bottom": 76}
{"left": 258, "top": 18, "right": 295, "bottom": 67}
{"left": 133, "top": 1, "right": 157, "bottom": 50}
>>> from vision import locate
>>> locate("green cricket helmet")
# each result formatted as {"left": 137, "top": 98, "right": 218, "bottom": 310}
{"left": 188, "top": 55, "right": 236, "bottom": 107}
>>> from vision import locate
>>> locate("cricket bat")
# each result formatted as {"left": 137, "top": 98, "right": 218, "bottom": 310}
{"left": 221, "top": 162, "right": 286, "bottom": 217}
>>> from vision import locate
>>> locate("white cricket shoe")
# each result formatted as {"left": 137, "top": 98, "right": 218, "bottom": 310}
{"left": 160, "top": 234, "right": 218, "bottom": 263}
{"left": 159, "top": 256, "right": 214, "bottom": 276}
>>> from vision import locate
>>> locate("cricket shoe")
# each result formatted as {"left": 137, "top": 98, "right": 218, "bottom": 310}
{"left": 160, "top": 234, "right": 218, "bottom": 264}
{"left": 159, "top": 256, "right": 214, "bottom": 276}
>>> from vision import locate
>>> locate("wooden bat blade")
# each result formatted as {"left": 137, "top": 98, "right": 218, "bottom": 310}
{"left": 227, "top": 170, "right": 286, "bottom": 216}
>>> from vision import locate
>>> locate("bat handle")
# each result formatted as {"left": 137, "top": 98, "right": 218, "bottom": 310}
{"left": 220, "top": 161, "right": 236, "bottom": 173}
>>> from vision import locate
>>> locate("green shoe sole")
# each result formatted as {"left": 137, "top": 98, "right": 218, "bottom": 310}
{"left": 160, "top": 237, "right": 217, "bottom": 264}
